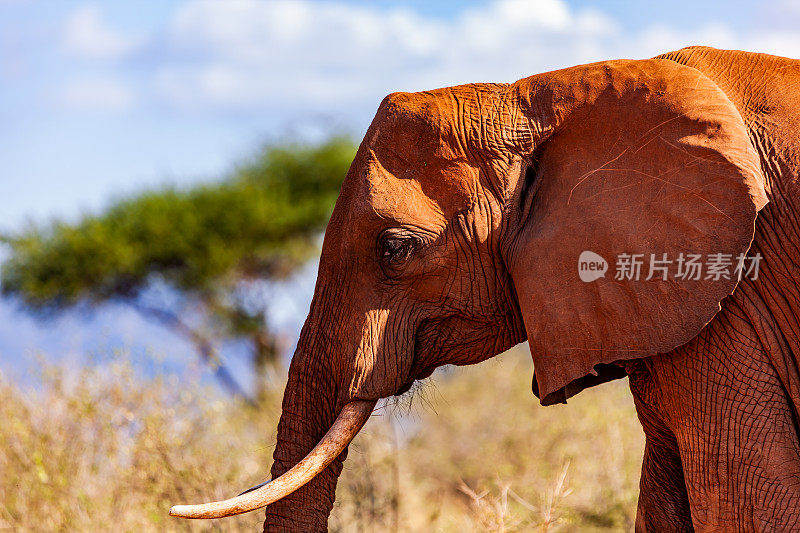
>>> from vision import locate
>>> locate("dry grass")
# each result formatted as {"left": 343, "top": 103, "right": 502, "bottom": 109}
{"left": 0, "top": 348, "right": 643, "bottom": 532}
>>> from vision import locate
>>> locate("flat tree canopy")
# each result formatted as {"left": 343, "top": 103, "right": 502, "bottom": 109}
{"left": 1, "top": 136, "right": 356, "bottom": 400}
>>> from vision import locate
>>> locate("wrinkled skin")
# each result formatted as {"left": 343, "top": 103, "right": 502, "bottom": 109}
{"left": 263, "top": 47, "right": 800, "bottom": 532}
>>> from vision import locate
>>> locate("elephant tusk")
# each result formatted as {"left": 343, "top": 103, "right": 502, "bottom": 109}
{"left": 169, "top": 399, "right": 376, "bottom": 520}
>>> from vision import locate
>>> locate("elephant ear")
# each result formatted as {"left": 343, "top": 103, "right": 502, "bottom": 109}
{"left": 504, "top": 59, "right": 768, "bottom": 405}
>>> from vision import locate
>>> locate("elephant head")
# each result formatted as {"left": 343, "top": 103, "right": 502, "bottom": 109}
{"left": 170, "top": 58, "right": 767, "bottom": 530}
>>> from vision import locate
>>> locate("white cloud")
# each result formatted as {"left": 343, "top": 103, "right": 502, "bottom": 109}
{"left": 153, "top": 0, "right": 627, "bottom": 113}
{"left": 747, "top": 31, "right": 800, "bottom": 59}
{"left": 778, "top": 0, "right": 800, "bottom": 15}
{"left": 486, "top": 0, "right": 572, "bottom": 31}
{"left": 60, "top": 78, "right": 135, "bottom": 111}
{"left": 63, "top": 5, "right": 143, "bottom": 61}
{"left": 58, "top": 0, "right": 800, "bottom": 120}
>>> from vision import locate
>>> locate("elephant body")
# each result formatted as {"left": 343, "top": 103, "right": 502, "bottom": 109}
{"left": 629, "top": 47, "right": 800, "bottom": 531}
{"left": 171, "top": 47, "right": 800, "bottom": 532}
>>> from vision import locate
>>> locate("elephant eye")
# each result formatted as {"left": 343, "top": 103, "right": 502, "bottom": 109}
{"left": 378, "top": 233, "right": 417, "bottom": 266}
{"left": 382, "top": 237, "right": 413, "bottom": 260}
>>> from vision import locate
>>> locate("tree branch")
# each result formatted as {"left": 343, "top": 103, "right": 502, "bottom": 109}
{"left": 129, "top": 300, "right": 256, "bottom": 406}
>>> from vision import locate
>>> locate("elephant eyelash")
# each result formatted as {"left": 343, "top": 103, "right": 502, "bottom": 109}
{"left": 376, "top": 226, "right": 440, "bottom": 279}
{"left": 382, "top": 238, "right": 414, "bottom": 260}
{"left": 378, "top": 232, "right": 419, "bottom": 265}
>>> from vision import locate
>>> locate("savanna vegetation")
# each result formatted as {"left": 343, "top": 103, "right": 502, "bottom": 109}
{"left": 0, "top": 347, "right": 643, "bottom": 532}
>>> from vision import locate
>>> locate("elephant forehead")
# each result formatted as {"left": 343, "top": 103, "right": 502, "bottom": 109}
{"left": 364, "top": 172, "right": 444, "bottom": 226}
{"left": 361, "top": 150, "right": 478, "bottom": 224}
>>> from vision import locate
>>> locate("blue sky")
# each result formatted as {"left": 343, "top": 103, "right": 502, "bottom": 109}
{"left": 3, "top": 0, "right": 796, "bottom": 229}
{"left": 1, "top": 0, "right": 799, "bottom": 384}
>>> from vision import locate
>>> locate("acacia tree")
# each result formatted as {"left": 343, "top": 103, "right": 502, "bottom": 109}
{"left": 1, "top": 137, "right": 355, "bottom": 403}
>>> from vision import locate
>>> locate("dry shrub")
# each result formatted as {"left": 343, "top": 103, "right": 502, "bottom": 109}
{"left": 332, "top": 349, "right": 644, "bottom": 532}
{"left": 0, "top": 355, "right": 278, "bottom": 532}
{"left": 0, "top": 348, "right": 643, "bottom": 532}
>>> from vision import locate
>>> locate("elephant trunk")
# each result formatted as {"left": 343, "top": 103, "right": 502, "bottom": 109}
{"left": 261, "top": 335, "right": 355, "bottom": 532}
{"left": 169, "top": 308, "right": 375, "bottom": 531}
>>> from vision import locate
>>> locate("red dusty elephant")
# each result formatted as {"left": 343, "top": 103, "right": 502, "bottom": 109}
{"left": 171, "top": 47, "right": 800, "bottom": 532}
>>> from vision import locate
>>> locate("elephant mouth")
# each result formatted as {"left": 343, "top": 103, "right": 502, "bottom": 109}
{"left": 396, "top": 319, "right": 444, "bottom": 397}
{"left": 393, "top": 327, "right": 425, "bottom": 396}
{"left": 395, "top": 365, "right": 436, "bottom": 397}
{"left": 395, "top": 380, "right": 415, "bottom": 396}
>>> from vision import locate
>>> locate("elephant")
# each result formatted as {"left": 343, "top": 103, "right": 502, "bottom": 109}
{"left": 170, "top": 46, "right": 800, "bottom": 531}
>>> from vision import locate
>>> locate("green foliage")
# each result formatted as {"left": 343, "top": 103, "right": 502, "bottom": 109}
{"left": 0, "top": 137, "right": 356, "bottom": 310}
